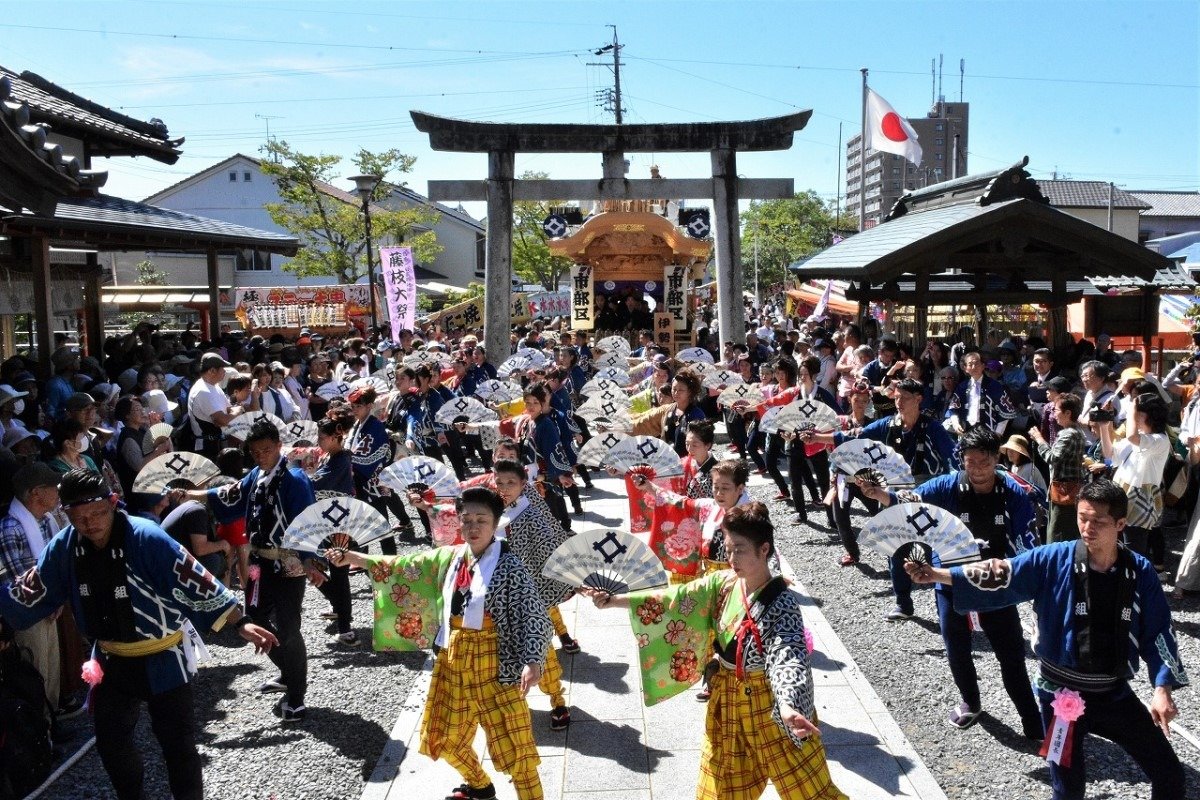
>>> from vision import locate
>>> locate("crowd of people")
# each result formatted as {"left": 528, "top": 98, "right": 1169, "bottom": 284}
{"left": 0, "top": 306, "right": 1193, "bottom": 800}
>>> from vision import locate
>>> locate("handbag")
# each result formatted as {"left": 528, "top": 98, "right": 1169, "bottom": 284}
{"left": 1049, "top": 479, "right": 1083, "bottom": 506}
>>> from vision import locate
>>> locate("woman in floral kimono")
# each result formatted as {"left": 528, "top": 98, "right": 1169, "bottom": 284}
{"left": 581, "top": 502, "right": 846, "bottom": 800}
{"left": 638, "top": 459, "right": 752, "bottom": 583}
{"left": 329, "top": 487, "right": 552, "bottom": 800}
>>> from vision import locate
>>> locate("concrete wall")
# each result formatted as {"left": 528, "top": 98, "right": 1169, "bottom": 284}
{"left": 1055, "top": 207, "right": 1141, "bottom": 242}
{"left": 1140, "top": 216, "right": 1200, "bottom": 242}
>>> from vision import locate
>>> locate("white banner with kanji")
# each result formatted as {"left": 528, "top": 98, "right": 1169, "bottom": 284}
{"left": 379, "top": 246, "right": 416, "bottom": 334}
{"left": 570, "top": 265, "right": 595, "bottom": 329}
{"left": 663, "top": 264, "right": 689, "bottom": 330}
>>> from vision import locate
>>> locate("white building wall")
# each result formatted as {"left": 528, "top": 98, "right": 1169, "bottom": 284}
{"left": 1055, "top": 207, "right": 1141, "bottom": 242}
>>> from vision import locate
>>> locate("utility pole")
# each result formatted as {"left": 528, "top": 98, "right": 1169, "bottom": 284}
{"left": 589, "top": 25, "right": 624, "bottom": 124}
{"left": 255, "top": 114, "right": 284, "bottom": 158}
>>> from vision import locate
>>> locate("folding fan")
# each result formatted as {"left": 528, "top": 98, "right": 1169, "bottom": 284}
{"left": 223, "top": 410, "right": 286, "bottom": 441}
{"left": 577, "top": 395, "right": 632, "bottom": 422}
{"left": 593, "top": 367, "right": 631, "bottom": 386}
{"left": 474, "top": 379, "right": 523, "bottom": 404}
{"left": 717, "top": 383, "right": 765, "bottom": 409}
{"left": 141, "top": 423, "right": 175, "bottom": 455}
{"left": 371, "top": 365, "right": 397, "bottom": 387}
{"left": 702, "top": 369, "right": 743, "bottom": 390}
{"left": 371, "top": 391, "right": 394, "bottom": 420}
{"left": 579, "top": 377, "right": 623, "bottom": 396}
{"left": 133, "top": 451, "right": 221, "bottom": 494}
{"left": 281, "top": 419, "right": 319, "bottom": 447}
{"left": 514, "top": 347, "right": 550, "bottom": 368}
{"left": 685, "top": 361, "right": 717, "bottom": 377}
{"left": 603, "top": 435, "right": 684, "bottom": 478}
{"left": 497, "top": 354, "right": 538, "bottom": 378}
{"left": 592, "top": 351, "right": 628, "bottom": 370}
{"left": 830, "top": 439, "right": 915, "bottom": 486}
{"left": 790, "top": 398, "right": 840, "bottom": 431}
{"left": 541, "top": 528, "right": 668, "bottom": 594}
{"left": 280, "top": 496, "right": 392, "bottom": 555}
{"left": 585, "top": 409, "right": 633, "bottom": 433}
{"left": 403, "top": 350, "right": 452, "bottom": 370}
{"left": 575, "top": 431, "right": 630, "bottom": 468}
{"left": 351, "top": 376, "right": 391, "bottom": 395}
{"left": 675, "top": 347, "right": 714, "bottom": 364}
{"left": 379, "top": 456, "right": 462, "bottom": 498}
{"left": 595, "top": 335, "right": 632, "bottom": 357}
{"left": 316, "top": 380, "right": 352, "bottom": 401}
{"left": 859, "top": 503, "right": 981, "bottom": 567}
{"left": 762, "top": 399, "right": 838, "bottom": 435}
{"left": 586, "top": 386, "right": 629, "bottom": 406}
{"left": 434, "top": 395, "right": 498, "bottom": 425}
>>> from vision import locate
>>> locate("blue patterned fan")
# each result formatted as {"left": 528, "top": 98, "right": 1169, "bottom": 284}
{"left": 281, "top": 497, "right": 392, "bottom": 554}
{"left": 831, "top": 439, "right": 915, "bottom": 486}
{"left": 541, "top": 528, "right": 667, "bottom": 594}
{"left": 380, "top": 456, "right": 461, "bottom": 497}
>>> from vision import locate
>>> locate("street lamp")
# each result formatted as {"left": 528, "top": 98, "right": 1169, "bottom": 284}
{"left": 350, "top": 173, "right": 383, "bottom": 333}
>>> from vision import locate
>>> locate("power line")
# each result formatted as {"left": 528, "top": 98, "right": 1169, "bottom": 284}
{"left": 116, "top": 85, "right": 589, "bottom": 110}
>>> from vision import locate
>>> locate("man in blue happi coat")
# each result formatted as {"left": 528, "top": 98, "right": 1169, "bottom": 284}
{"left": 907, "top": 479, "right": 1186, "bottom": 800}
{"left": 0, "top": 469, "right": 277, "bottom": 800}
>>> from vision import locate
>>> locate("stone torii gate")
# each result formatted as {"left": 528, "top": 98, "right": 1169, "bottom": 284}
{"left": 410, "top": 110, "right": 811, "bottom": 364}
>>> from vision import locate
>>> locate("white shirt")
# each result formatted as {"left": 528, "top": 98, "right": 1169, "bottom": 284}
{"left": 967, "top": 379, "right": 981, "bottom": 426}
{"left": 187, "top": 379, "right": 230, "bottom": 436}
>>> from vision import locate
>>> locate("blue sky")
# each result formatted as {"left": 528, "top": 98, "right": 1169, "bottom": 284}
{"left": 3, "top": 0, "right": 1197, "bottom": 218}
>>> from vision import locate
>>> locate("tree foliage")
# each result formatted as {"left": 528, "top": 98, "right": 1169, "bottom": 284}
{"left": 134, "top": 258, "right": 169, "bottom": 286}
{"left": 739, "top": 191, "right": 854, "bottom": 291}
{"left": 511, "top": 171, "right": 573, "bottom": 291}
{"left": 259, "top": 140, "right": 441, "bottom": 284}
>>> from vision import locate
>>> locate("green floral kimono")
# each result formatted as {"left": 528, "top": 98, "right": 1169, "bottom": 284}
{"left": 627, "top": 570, "right": 818, "bottom": 745}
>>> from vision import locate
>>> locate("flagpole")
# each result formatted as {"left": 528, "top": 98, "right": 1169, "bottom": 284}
{"left": 859, "top": 68, "right": 868, "bottom": 232}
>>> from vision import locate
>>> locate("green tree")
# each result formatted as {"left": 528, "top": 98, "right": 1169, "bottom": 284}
{"left": 740, "top": 191, "right": 852, "bottom": 291}
{"left": 118, "top": 258, "right": 170, "bottom": 328}
{"left": 260, "top": 140, "right": 441, "bottom": 284}
{"left": 512, "top": 171, "right": 573, "bottom": 291}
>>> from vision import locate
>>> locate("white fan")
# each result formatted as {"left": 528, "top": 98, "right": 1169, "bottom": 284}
{"left": 541, "top": 528, "right": 668, "bottom": 595}
{"left": 141, "top": 423, "right": 175, "bottom": 455}
{"left": 514, "top": 347, "right": 550, "bottom": 368}
{"left": 717, "top": 383, "right": 765, "bottom": 408}
{"left": 762, "top": 399, "right": 838, "bottom": 434}
{"left": 575, "top": 431, "right": 629, "bottom": 468}
{"left": 577, "top": 395, "right": 632, "bottom": 422}
{"left": 280, "top": 497, "right": 392, "bottom": 555}
{"left": 676, "top": 347, "right": 714, "bottom": 364}
{"left": 403, "top": 350, "right": 452, "bottom": 370}
{"left": 585, "top": 409, "right": 633, "bottom": 433}
{"left": 434, "top": 395, "right": 498, "bottom": 425}
{"left": 593, "top": 367, "right": 631, "bottom": 386}
{"left": 702, "top": 369, "right": 743, "bottom": 390}
{"left": 830, "top": 439, "right": 915, "bottom": 486}
{"left": 586, "top": 386, "right": 628, "bottom": 405}
{"left": 316, "top": 380, "right": 352, "bottom": 401}
{"left": 791, "top": 397, "right": 839, "bottom": 430}
{"left": 379, "top": 456, "right": 462, "bottom": 498}
{"left": 592, "top": 351, "right": 627, "bottom": 370}
{"left": 859, "top": 503, "right": 981, "bottom": 567}
{"left": 604, "top": 435, "right": 684, "bottom": 478}
{"left": 281, "top": 419, "right": 319, "bottom": 446}
{"left": 371, "top": 365, "right": 397, "bottom": 387}
{"left": 474, "top": 379, "right": 522, "bottom": 404}
{"left": 595, "top": 335, "right": 632, "bottom": 357}
{"left": 351, "top": 376, "right": 390, "bottom": 395}
{"left": 497, "top": 354, "right": 539, "bottom": 378}
{"left": 133, "top": 452, "right": 221, "bottom": 494}
{"left": 579, "top": 377, "right": 623, "bottom": 396}
{"left": 223, "top": 410, "right": 285, "bottom": 441}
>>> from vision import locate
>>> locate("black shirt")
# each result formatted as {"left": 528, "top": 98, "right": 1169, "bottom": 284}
{"left": 960, "top": 483, "right": 1008, "bottom": 560}
{"left": 161, "top": 501, "right": 211, "bottom": 557}
{"left": 1086, "top": 566, "right": 1120, "bottom": 674}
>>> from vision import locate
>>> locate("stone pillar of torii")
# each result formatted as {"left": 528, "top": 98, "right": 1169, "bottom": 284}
{"left": 410, "top": 111, "right": 812, "bottom": 365}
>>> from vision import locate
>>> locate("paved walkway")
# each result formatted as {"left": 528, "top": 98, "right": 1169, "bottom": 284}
{"left": 362, "top": 473, "right": 948, "bottom": 800}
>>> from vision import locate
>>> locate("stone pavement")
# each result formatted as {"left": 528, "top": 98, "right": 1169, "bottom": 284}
{"left": 362, "top": 472, "right": 948, "bottom": 800}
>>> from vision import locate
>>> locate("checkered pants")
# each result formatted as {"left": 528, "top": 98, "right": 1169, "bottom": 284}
{"left": 696, "top": 669, "right": 846, "bottom": 800}
{"left": 421, "top": 623, "right": 543, "bottom": 799}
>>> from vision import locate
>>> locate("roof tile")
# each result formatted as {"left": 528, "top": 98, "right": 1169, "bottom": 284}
{"left": 1129, "top": 191, "right": 1200, "bottom": 218}
{"left": 1039, "top": 180, "right": 1150, "bottom": 209}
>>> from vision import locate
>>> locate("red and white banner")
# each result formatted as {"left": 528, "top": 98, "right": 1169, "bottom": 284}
{"left": 379, "top": 246, "right": 417, "bottom": 334}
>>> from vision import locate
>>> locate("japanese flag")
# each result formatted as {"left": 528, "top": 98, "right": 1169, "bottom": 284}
{"left": 865, "top": 88, "right": 922, "bottom": 166}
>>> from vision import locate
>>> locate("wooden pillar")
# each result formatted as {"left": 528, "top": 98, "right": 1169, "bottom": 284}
{"left": 30, "top": 235, "right": 53, "bottom": 378}
{"left": 1141, "top": 289, "right": 1156, "bottom": 372}
{"left": 0, "top": 316, "right": 13, "bottom": 360}
{"left": 913, "top": 274, "right": 929, "bottom": 351}
{"left": 711, "top": 148, "right": 745, "bottom": 345}
{"left": 206, "top": 249, "right": 221, "bottom": 340}
{"left": 484, "top": 150, "right": 515, "bottom": 366}
{"left": 83, "top": 253, "right": 103, "bottom": 358}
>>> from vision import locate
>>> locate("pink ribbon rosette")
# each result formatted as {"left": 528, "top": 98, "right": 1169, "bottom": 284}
{"left": 1039, "top": 688, "right": 1085, "bottom": 767}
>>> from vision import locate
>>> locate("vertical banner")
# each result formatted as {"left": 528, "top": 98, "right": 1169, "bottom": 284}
{"left": 654, "top": 312, "right": 675, "bottom": 353}
{"left": 663, "top": 264, "right": 689, "bottom": 330}
{"left": 379, "top": 246, "right": 416, "bottom": 334}
{"left": 570, "top": 264, "right": 594, "bottom": 329}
